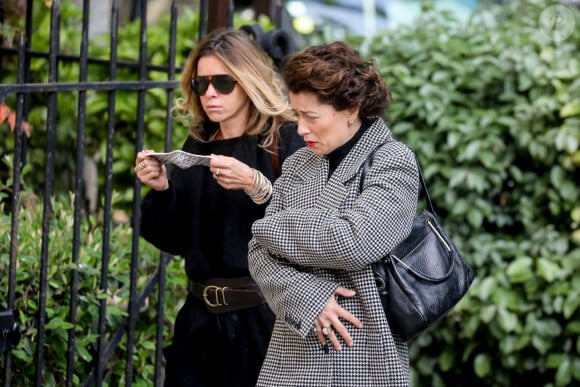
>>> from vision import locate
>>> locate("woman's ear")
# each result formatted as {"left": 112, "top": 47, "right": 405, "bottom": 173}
{"left": 348, "top": 106, "right": 360, "bottom": 122}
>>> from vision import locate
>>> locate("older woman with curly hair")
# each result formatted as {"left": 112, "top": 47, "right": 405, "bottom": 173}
{"left": 249, "top": 41, "right": 419, "bottom": 386}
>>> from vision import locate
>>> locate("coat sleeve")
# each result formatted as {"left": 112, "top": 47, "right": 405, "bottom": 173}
{"left": 251, "top": 142, "right": 419, "bottom": 272}
{"left": 248, "top": 153, "right": 339, "bottom": 338}
{"left": 248, "top": 238, "right": 338, "bottom": 337}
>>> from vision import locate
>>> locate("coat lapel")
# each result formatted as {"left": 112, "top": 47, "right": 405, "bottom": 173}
{"left": 316, "top": 118, "right": 393, "bottom": 209}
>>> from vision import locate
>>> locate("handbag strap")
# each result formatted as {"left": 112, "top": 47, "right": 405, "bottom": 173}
{"left": 359, "top": 142, "right": 436, "bottom": 216}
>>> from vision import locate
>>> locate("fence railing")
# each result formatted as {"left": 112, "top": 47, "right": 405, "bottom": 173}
{"left": 0, "top": 0, "right": 287, "bottom": 385}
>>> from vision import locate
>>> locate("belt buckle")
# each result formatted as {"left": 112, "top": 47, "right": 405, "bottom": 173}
{"left": 202, "top": 285, "right": 229, "bottom": 307}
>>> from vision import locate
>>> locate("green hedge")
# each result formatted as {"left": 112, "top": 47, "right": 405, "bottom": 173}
{"left": 360, "top": 1, "right": 580, "bottom": 385}
{"left": 0, "top": 191, "right": 187, "bottom": 386}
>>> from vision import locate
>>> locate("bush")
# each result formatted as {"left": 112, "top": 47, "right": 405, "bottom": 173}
{"left": 0, "top": 190, "right": 187, "bottom": 386}
{"left": 360, "top": 1, "right": 580, "bottom": 385}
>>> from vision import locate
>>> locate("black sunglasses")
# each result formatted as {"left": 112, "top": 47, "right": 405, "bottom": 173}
{"left": 191, "top": 74, "right": 237, "bottom": 96}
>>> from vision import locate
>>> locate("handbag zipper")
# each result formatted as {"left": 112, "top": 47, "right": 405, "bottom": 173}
{"left": 426, "top": 217, "right": 451, "bottom": 252}
{"left": 389, "top": 217, "right": 452, "bottom": 271}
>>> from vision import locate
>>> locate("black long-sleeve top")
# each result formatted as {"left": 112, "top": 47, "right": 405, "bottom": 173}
{"left": 140, "top": 123, "right": 304, "bottom": 282}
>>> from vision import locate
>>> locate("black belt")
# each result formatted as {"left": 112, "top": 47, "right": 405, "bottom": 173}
{"left": 188, "top": 276, "right": 265, "bottom": 314}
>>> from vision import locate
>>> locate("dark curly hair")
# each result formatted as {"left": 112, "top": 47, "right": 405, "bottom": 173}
{"left": 282, "top": 41, "right": 391, "bottom": 118}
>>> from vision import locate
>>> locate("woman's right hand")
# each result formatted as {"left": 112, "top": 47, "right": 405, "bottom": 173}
{"left": 314, "top": 287, "right": 363, "bottom": 351}
{"left": 134, "top": 150, "right": 169, "bottom": 191}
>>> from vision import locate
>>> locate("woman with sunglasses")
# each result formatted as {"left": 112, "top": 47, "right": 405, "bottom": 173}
{"left": 133, "top": 28, "right": 303, "bottom": 387}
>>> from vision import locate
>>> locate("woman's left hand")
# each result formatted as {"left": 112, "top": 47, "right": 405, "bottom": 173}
{"left": 314, "top": 287, "right": 363, "bottom": 351}
{"left": 209, "top": 154, "right": 254, "bottom": 191}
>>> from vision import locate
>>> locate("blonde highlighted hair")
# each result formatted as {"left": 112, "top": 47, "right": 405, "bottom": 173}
{"left": 174, "top": 28, "right": 296, "bottom": 151}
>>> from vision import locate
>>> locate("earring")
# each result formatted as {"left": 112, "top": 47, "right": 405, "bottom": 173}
{"left": 348, "top": 119, "right": 354, "bottom": 127}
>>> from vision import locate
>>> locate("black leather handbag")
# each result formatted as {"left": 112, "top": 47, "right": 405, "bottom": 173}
{"left": 360, "top": 144, "right": 475, "bottom": 342}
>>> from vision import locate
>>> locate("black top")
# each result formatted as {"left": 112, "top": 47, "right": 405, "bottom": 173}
{"left": 326, "top": 118, "right": 371, "bottom": 178}
{"left": 140, "top": 123, "right": 305, "bottom": 281}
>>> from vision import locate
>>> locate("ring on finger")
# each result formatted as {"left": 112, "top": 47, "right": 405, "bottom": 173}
{"left": 216, "top": 168, "right": 221, "bottom": 177}
{"left": 322, "top": 326, "right": 333, "bottom": 336}
{"left": 138, "top": 161, "right": 146, "bottom": 170}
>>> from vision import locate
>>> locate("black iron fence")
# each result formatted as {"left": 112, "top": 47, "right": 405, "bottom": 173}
{"left": 0, "top": 0, "right": 289, "bottom": 385}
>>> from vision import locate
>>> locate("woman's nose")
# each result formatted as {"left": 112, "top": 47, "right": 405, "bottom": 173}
{"left": 204, "top": 83, "right": 218, "bottom": 96}
{"left": 297, "top": 120, "right": 309, "bottom": 136}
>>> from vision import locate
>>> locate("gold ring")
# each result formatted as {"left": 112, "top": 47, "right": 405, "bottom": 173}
{"left": 138, "top": 161, "right": 146, "bottom": 170}
{"left": 322, "top": 326, "right": 333, "bottom": 336}
{"left": 216, "top": 168, "right": 220, "bottom": 176}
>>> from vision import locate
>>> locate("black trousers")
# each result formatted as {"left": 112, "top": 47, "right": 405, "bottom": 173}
{"left": 163, "top": 293, "right": 275, "bottom": 387}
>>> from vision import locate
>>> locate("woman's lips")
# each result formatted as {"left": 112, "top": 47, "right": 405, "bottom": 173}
{"left": 305, "top": 141, "right": 316, "bottom": 147}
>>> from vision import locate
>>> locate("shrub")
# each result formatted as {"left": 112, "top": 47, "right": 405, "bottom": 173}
{"left": 361, "top": 1, "right": 580, "bottom": 385}
{"left": 0, "top": 189, "right": 187, "bottom": 385}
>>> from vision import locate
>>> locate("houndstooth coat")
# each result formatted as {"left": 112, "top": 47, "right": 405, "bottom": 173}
{"left": 248, "top": 118, "right": 420, "bottom": 387}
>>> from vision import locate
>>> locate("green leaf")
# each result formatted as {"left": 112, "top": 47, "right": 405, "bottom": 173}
{"left": 561, "top": 99, "right": 580, "bottom": 118}
{"left": 479, "top": 305, "right": 496, "bottom": 323}
{"left": 572, "top": 207, "right": 580, "bottom": 222}
{"left": 559, "top": 181, "right": 578, "bottom": 201}
{"left": 497, "top": 307, "right": 519, "bottom": 332}
{"left": 499, "top": 335, "right": 515, "bottom": 355}
{"left": 473, "top": 353, "right": 492, "bottom": 377}
{"left": 506, "top": 256, "right": 534, "bottom": 283}
{"left": 536, "top": 258, "right": 561, "bottom": 282}
{"left": 531, "top": 335, "right": 552, "bottom": 355}
{"left": 564, "top": 293, "right": 580, "bottom": 319}
{"left": 556, "top": 357, "right": 572, "bottom": 386}
{"left": 555, "top": 126, "right": 580, "bottom": 153}
{"left": 142, "top": 340, "right": 156, "bottom": 350}
{"left": 478, "top": 277, "right": 496, "bottom": 300}
{"left": 547, "top": 353, "right": 565, "bottom": 369}
{"left": 550, "top": 166, "right": 565, "bottom": 188}
{"left": 467, "top": 209, "right": 484, "bottom": 228}
{"left": 460, "top": 141, "right": 481, "bottom": 161}
{"left": 45, "top": 317, "right": 73, "bottom": 330}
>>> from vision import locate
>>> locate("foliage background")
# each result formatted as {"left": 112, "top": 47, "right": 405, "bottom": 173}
{"left": 1, "top": 0, "right": 579, "bottom": 385}
{"left": 360, "top": 1, "right": 580, "bottom": 385}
